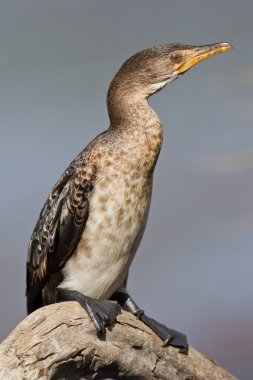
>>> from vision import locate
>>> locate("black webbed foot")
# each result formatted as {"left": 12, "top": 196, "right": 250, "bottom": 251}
{"left": 57, "top": 288, "right": 121, "bottom": 336}
{"left": 111, "top": 290, "right": 188, "bottom": 354}
{"left": 139, "top": 313, "right": 188, "bottom": 353}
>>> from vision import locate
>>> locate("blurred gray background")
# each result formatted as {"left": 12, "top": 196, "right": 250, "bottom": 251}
{"left": 0, "top": 1, "right": 252, "bottom": 379}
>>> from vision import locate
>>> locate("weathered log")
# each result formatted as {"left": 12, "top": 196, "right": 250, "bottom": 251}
{"left": 0, "top": 302, "right": 237, "bottom": 380}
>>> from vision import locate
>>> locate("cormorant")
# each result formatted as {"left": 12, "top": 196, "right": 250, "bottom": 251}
{"left": 26, "top": 42, "right": 232, "bottom": 354}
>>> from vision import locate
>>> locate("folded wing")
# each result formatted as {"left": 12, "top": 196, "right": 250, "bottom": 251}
{"left": 26, "top": 160, "right": 93, "bottom": 313}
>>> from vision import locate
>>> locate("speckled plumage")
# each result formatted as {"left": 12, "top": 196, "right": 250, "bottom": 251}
{"left": 27, "top": 74, "right": 162, "bottom": 311}
{"left": 26, "top": 42, "right": 232, "bottom": 316}
{"left": 60, "top": 112, "right": 162, "bottom": 300}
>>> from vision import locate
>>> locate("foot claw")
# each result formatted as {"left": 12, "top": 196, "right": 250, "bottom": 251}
{"left": 162, "top": 328, "right": 188, "bottom": 354}
{"left": 57, "top": 289, "right": 121, "bottom": 336}
{"left": 110, "top": 290, "right": 188, "bottom": 354}
{"left": 141, "top": 314, "right": 188, "bottom": 353}
{"left": 83, "top": 297, "right": 121, "bottom": 335}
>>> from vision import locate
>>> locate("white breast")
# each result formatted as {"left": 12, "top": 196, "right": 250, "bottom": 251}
{"left": 60, "top": 167, "right": 152, "bottom": 299}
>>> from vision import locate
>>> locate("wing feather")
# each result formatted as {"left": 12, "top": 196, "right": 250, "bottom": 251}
{"left": 26, "top": 160, "right": 94, "bottom": 313}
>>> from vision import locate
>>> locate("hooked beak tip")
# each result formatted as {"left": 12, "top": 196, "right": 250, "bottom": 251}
{"left": 177, "top": 41, "right": 233, "bottom": 74}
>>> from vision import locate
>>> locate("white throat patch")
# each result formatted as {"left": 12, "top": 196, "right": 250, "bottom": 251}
{"left": 150, "top": 75, "right": 177, "bottom": 92}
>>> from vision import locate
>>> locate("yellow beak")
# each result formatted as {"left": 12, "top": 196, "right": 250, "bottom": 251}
{"left": 177, "top": 42, "right": 233, "bottom": 74}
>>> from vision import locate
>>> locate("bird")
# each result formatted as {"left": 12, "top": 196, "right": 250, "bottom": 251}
{"left": 26, "top": 42, "right": 232, "bottom": 354}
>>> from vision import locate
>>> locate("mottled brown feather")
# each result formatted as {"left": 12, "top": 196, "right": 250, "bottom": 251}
{"left": 26, "top": 155, "right": 94, "bottom": 313}
{"left": 26, "top": 43, "right": 231, "bottom": 311}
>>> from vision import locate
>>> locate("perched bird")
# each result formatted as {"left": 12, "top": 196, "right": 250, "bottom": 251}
{"left": 26, "top": 42, "right": 232, "bottom": 354}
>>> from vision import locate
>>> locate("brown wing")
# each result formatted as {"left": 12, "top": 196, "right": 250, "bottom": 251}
{"left": 26, "top": 160, "right": 94, "bottom": 313}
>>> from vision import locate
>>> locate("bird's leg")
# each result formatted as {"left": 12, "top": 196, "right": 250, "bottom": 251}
{"left": 111, "top": 289, "right": 188, "bottom": 354}
{"left": 57, "top": 288, "right": 121, "bottom": 337}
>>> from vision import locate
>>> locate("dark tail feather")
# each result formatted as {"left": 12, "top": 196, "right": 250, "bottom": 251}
{"left": 26, "top": 266, "right": 44, "bottom": 314}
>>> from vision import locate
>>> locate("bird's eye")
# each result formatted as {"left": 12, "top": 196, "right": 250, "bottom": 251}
{"left": 170, "top": 52, "right": 182, "bottom": 63}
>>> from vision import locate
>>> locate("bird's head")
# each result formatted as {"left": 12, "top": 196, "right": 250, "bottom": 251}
{"left": 109, "top": 42, "right": 232, "bottom": 98}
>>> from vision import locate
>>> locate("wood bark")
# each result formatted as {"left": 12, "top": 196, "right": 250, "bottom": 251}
{"left": 0, "top": 302, "right": 237, "bottom": 380}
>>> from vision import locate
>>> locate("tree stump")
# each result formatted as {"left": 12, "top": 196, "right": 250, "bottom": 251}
{"left": 0, "top": 302, "right": 237, "bottom": 379}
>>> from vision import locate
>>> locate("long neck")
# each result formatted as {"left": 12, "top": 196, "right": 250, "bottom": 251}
{"left": 106, "top": 74, "right": 160, "bottom": 129}
{"left": 106, "top": 74, "right": 163, "bottom": 173}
